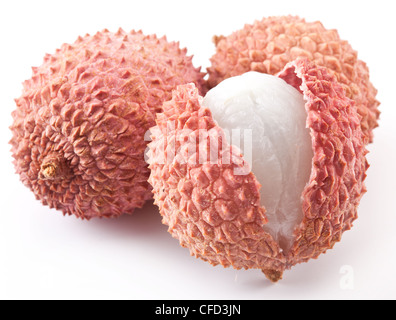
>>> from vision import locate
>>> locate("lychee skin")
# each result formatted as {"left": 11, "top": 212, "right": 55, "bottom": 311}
{"left": 10, "top": 29, "right": 206, "bottom": 219}
{"left": 148, "top": 85, "right": 287, "bottom": 278}
{"left": 207, "top": 15, "right": 379, "bottom": 143}
{"left": 278, "top": 59, "right": 368, "bottom": 267}
{"left": 147, "top": 58, "right": 368, "bottom": 281}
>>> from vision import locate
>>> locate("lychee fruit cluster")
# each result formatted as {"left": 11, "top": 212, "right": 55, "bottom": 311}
{"left": 10, "top": 16, "right": 378, "bottom": 281}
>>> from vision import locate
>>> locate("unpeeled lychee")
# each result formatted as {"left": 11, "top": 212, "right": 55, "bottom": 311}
{"left": 207, "top": 15, "right": 379, "bottom": 143}
{"left": 10, "top": 28, "right": 205, "bottom": 219}
{"left": 147, "top": 58, "right": 368, "bottom": 282}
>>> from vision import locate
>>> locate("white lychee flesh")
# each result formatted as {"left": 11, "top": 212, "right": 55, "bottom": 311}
{"left": 202, "top": 72, "right": 314, "bottom": 252}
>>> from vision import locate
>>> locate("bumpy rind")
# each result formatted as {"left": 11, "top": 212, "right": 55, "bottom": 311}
{"left": 278, "top": 59, "right": 368, "bottom": 267}
{"left": 147, "top": 58, "right": 368, "bottom": 280}
{"left": 147, "top": 84, "right": 286, "bottom": 281}
{"left": 10, "top": 29, "right": 206, "bottom": 219}
{"left": 207, "top": 15, "right": 379, "bottom": 143}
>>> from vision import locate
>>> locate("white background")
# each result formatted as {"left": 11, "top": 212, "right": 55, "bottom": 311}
{"left": 0, "top": 0, "right": 395, "bottom": 300}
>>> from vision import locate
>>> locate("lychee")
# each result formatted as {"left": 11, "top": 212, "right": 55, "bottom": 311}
{"left": 207, "top": 15, "right": 379, "bottom": 143}
{"left": 10, "top": 28, "right": 205, "bottom": 219}
{"left": 147, "top": 58, "right": 368, "bottom": 282}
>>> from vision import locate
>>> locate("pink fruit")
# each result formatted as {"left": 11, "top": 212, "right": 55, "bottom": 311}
{"left": 10, "top": 29, "right": 205, "bottom": 219}
{"left": 147, "top": 58, "right": 368, "bottom": 282}
{"left": 207, "top": 15, "right": 379, "bottom": 143}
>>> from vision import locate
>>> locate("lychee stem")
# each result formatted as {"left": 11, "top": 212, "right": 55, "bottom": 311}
{"left": 40, "top": 164, "right": 57, "bottom": 179}
{"left": 262, "top": 269, "right": 283, "bottom": 283}
{"left": 39, "top": 153, "right": 69, "bottom": 180}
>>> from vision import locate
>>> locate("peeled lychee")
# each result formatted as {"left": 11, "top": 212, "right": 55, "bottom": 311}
{"left": 207, "top": 15, "right": 379, "bottom": 143}
{"left": 147, "top": 58, "right": 368, "bottom": 282}
{"left": 203, "top": 71, "right": 313, "bottom": 253}
{"left": 10, "top": 28, "right": 205, "bottom": 219}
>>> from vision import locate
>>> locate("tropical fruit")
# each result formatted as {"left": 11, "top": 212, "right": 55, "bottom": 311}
{"left": 10, "top": 29, "right": 205, "bottom": 219}
{"left": 207, "top": 15, "right": 379, "bottom": 143}
{"left": 147, "top": 58, "right": 368, "bottom": 282}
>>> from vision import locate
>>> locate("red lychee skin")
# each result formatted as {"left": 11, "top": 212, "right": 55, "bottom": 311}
{"left": 148, "top": 85, "right": 287, "bottom": 277}
{"left": 277, "top": 59, "right": 368, "bottom": 267}
{"left": 10, "top": 29, "right": 206, "bottom": 219}
{"left": 147, "top": 58, "right": 368, "bottom": 282}
{"left": 207, "top": 16, "right": 379, "bottom": 144}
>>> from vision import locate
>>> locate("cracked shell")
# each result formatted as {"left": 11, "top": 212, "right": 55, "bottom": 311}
{"left": 147, "top": 58, "right": 368, "bottom": 282}
{"left": 10, "top": 28, "right": 206, "bottom": 219}
{"left": 207, "top": 15, "right": 379, "bottom": 143}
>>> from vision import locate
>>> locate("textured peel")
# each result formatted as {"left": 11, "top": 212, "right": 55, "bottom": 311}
{"left": 278, "top": 59, "right": 368, "bottom": 266}
{"left": 10, "top": 29, "right": 205, "bottom": 219}
{"left": 147, "top": 58, "right": 368, "bottom": 281}
{"left": 207, "top": 15, "right": 379, "bottom": 143}
{"left": 147, "top": 85, "right": 287, "bottom": 279}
